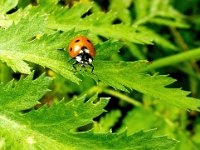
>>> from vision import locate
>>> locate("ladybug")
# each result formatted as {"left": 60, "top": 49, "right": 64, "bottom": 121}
{"left": 68, "top": 36, "right": 96, "bottom": 71}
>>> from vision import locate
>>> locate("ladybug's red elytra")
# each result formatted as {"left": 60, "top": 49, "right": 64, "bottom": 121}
{"left": 68, "top": 36, "right": 96, "bottom": 71}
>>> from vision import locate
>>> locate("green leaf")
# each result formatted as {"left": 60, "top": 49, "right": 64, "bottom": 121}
{"left": 38, "top": 0, "right": 58, "bottom": 6}
{"left": 133, "top": 0, "right": 189, "bottom": 28}
{"left": 0, "top": 72, "right": 52, "bottom": 111}
{"left": 75, "top": 129, "right": 177, "bottom": 150}
{"left": 0, "top": 0, "right": 19, "bottom": 28}
{"left": 22, "top": 94, "right": 109, "bottom": 130}
{"left": 47, "top": 2, "right": 154, "bottom": 44}
{"left": 0, "top": 74, "right": 176, "bottom": 149}
{"left": 138, "top": 26, "right": 178, "bottom": 51}
{"left": 109, "top": 0, "right": 132, "bottom": 24}
{"left": 1, "top": 3, "right": 199, "bottom": 112}
{"left": 0, "top": 16, "right": 45, "bottom": 73}
{"left": 120, "top": 107, "right": 160, "bottom": 135}
{"left": 0, "top": 0, "right": 18, "bottom": 14}
{"left": 90, "top": 60, "right": 200, "bottom": 111}
{"left": 95, "top": 40, "right": 123, "bottom": 60}
{"left": 0, "top": 84, "right": 177, "bottom": 150}
{"left": 17, "top": 0, "right": 31, "bottom": 8}
{"left": 93, "top": 109, "right": 122, "bottom": 132}
{"left": 0, "top": 16, "right": 86, "bottom": 84}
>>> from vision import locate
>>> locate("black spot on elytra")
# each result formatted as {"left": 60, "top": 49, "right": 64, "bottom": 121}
{"left": 87, "top": 39, "right": 91, "bottom": 43}
{"left": 75, "top": 39, "right": 80, "bottom": 43}
{"left": 70, "top": 47, "right": 72, "bottom": 51}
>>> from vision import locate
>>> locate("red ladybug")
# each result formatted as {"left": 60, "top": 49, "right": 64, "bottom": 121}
{"left": 68, "top": 36, "right": 96, "bottom": 71}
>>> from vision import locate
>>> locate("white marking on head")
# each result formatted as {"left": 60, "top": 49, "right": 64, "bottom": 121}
{"left": 84, "top": 49, "right": 89, "bottom": 53}
{"left": 79, "top": 50, "right": 83, "bottom": 54}
{"left": 88, "top": 58, "right": 93, "bottom": 64}
{"left": 76, "top": 56, "right": 82, "bottom": 63}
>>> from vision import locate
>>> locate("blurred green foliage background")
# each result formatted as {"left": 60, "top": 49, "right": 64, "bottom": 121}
{"left": 1, "top": 0, "right": 200, "bottom": 149}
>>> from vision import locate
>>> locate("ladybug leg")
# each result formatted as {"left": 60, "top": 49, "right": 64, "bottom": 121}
{"left": 68, "top": 58, "right": 73, "bottom": 62}
{"left": 57, "top": 48, "right": 66, "bottom": 51}
{"left": 73, "top": 61, "right": 78, "bottom": 71}
{"left": 89, "top": 64, "right": 94, "bottom": 73}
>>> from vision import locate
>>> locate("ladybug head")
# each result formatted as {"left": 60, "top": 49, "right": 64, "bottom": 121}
{"left": 75, "top": 46, "right": 93, "bottom": 66}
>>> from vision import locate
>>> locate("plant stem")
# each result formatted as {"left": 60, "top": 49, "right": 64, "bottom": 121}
{"left": 86, "top": 85, "right": 142, "bottom": 106}
{"left": 170, "top": 27, "right": 200, "bottom": 73}
{"left": 103, "top": 89, "right": 142, "bottom": 106}
{"left": 144, "top": 48, "right": 200, "bottom": 71}
{"left": 170, "top": 27, "right": 189, "bottom": 51}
